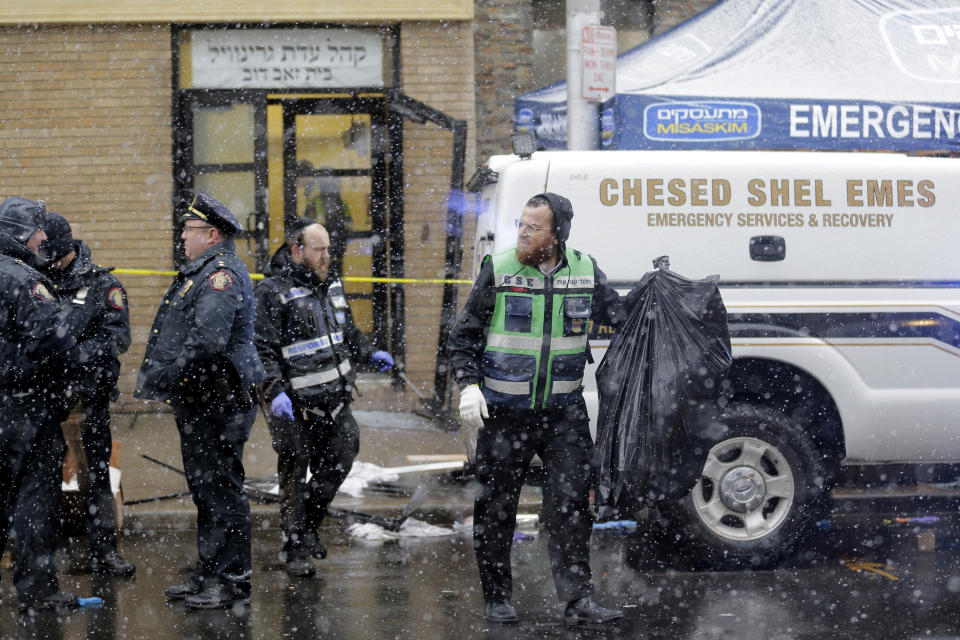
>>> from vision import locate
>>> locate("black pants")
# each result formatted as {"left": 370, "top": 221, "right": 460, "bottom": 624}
{"left": 173, "top": 402, "right": 256, "bottom": 593}
{"left": 268, "top": 403, "right": 359, "bottom": 558}
{"left": 1, "top": 394, "right": 66, "bottom": 605}
{"left": 473, "top": 402, "right": 595, "bottom": 604}
{"left": 64, "top": 397, "right": 119, "bottom": 558}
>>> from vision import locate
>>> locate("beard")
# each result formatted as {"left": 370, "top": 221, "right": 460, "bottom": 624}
{"left": 516, "top": 241, "right": 556, "bottom": 267}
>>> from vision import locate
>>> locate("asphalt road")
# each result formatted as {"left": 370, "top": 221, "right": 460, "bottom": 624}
{"left": 2, "top": 511, "right": 960, "bottom": 639}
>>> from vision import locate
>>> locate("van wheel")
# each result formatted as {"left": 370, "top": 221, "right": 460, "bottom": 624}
{"left": 660, "top": 404, "right": 828, "bottom": 568}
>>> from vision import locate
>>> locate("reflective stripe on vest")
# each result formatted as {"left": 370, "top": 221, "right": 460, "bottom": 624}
{"left": 481, "top": 246, "right": 594, "bottom": 409}
{"left": 281, "top": 331, "right": 344, "bottom": 359}
{"left": 290, "top": 359, "right": 352, "bottom": 390}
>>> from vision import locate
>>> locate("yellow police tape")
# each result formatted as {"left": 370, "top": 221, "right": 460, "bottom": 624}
{"left": 112, "top": 268, "right": 473, "bottom": 285}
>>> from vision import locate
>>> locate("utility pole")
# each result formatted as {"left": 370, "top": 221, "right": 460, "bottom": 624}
{"left": 566, "top": 0, "right": 601, "bottom": 150}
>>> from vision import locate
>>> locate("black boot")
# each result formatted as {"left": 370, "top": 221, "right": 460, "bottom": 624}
{"left": 19, "top": 590, "right": 78, "bottom": 613}
{"left": 164, "top": 576, "right": 202, "bottom": 599}
{"left": 184, "top": 582, "right": 250, "bottom": 609}
{"left": 285, "top": 555, "right": 316, "bottom": 578}
{"left": 483, "top": 602, "right": 518, "bottom": 624}
{"left": 563, "top": 596, "right": 623, "bottom": 625}
{"left": 92, "top": 552, "right": 136, "bottom": 577}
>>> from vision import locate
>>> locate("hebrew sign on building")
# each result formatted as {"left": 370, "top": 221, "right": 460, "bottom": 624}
{"left": 191, "top": 28, "right": 384, "bottom": 89}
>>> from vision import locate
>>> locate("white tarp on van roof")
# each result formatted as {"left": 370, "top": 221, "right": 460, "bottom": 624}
{"left": 515, "top": 0, "right": 960, "bottom": 152}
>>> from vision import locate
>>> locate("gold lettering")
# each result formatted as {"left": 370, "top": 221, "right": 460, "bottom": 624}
{"left": 794, "top": 179, "right": 811, "bottom": 206}
{"left": 690, "top": 178, "right": 707, "bottom": 206}
{"left": 770, "top": 179, "right": 788, "bottom": 206}
{"left": 667, "top": 178, "right": 686, "bottom": 206}
{"left": 646, "top": 178, "right": 664, "bottom": 206}
{"left": 622, "top": 179, "right": 642, "bottom": 206}
{"left": 897, "top": 180, "right": 914, "bottom": 206}
{"left": 747, "top": 179, "right": 765, "bottom": 206}
{"left": 814, "top": 180, "right": 831, "bottom": 206}
{"left": 599, "top": 178, "right": 618, "bottom": 206}
{"left": 867, "top": 180, "right": 892, "bottom": 207}
{"left": 917, "top": 179, "right": 935, "bottom": 207}
{"left": 713, "top": 179, "right": 731, "bottom": 206}
{"left": 846, "top": 180, "right": 864, "bottom": 207}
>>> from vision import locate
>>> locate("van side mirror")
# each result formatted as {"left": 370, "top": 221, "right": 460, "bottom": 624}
{"left": 750, "top": 235, "right": 786, "bottom": 261}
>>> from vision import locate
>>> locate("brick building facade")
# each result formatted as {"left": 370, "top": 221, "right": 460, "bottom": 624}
{"left": 0, "top": 1, "right": 716, "bottom": 415}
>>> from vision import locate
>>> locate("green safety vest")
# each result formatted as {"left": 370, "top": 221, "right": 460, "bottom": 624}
{"left": 481, "top": 246, "right": 595, "bottom": 410}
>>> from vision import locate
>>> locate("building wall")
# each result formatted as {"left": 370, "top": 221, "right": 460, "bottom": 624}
{"left": 0, "top": 24, "right": 173, "bottom": 410}
{"left": 398, "top": 21, "right": 476, "bottom": 403}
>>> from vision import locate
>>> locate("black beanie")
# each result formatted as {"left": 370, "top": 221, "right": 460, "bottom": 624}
{"left": 534, "top": 192, "right": 574, "bottom": 243}
{"left": 41, "top": 211, "right": 74, "bottom": 263}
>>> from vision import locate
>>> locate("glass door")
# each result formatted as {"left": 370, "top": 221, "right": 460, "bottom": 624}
{"left": 174, "top": 91, "right": 268, "bottom": 273}
{"left": 270, "top": 96, "right": 389, "bottom": 342}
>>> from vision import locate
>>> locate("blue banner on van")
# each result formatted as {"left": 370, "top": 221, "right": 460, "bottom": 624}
{"left": 513, "top": 0, "right": 960, "bottom": 154}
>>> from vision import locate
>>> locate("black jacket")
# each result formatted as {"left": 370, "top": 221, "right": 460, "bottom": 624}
{"left": 447, "top": 248, "right": 625, "bottom": 391}
{"left": 41, "top": 240, "right": 131, "bottom": 400}
{"left": 0, "top": 233, "right": 78, "bottom": 394}
{"left": 135, "top": 239, "right": 265, "bottom": 406}
{"left": 254, "top": 245, "right": 374, "bottom": 410}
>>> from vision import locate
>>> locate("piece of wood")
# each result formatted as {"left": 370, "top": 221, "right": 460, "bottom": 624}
{"left": 405, "top": 454, "right": 468, "bottom": 463}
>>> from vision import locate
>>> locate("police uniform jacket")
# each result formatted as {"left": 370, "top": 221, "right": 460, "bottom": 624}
{"left": 135, "top": 239, "right": 265, "bottom": 406}
{"left": 0, "top": 233, "right": 78, "bottom": 393}
{"left": 42, "top": 240, "right": 130, "bottom": 400}
{"left": 254, "top": 245, "right": 374, "bottom": 410}
{"left": 447, "top": 246, "right": 624, "bottom": 406}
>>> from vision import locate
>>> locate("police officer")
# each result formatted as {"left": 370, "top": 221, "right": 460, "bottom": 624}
{"left": 447, "top": 193, "right": 625, "bottom": 625}
{"left": 254, "top": 220, "right": 393, "bottom": 577}
{"left": 38, "top": 212, "right": 134, "bottom": 577}
{"left": 0, "top": 196, "right": 81, "bottom": 612}
{"left": 135, "top": 192, "right": 265, "bottom": 609}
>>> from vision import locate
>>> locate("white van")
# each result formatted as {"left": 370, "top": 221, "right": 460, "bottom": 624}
{"left": 467, "top": 149, "right": 960, "bottom": 566}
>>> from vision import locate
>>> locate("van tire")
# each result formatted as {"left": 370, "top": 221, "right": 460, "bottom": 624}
{"left": 659, "top": 404, "right": 828, "bottom": 569}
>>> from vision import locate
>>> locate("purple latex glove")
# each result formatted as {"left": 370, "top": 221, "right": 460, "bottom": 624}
{"left": 370, "top": 350, "right": 394, "bottom": 372}
{"left": 271, "top": 391, "right": 295, "bottom": 421}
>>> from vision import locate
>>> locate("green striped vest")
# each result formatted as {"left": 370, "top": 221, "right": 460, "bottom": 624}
{"left": 481, "top": 246, "right": 595, "bottom": 410}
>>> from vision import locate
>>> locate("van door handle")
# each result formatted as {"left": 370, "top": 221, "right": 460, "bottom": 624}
{"left": 749, "top": 235, "right": 786, "bottom": 261}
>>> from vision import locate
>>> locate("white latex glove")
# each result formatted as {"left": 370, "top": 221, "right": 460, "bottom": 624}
{"left": 459, "top": 384, "right": 488, "bottom": 461}
{"left": 459, "top": 384, "right": 488, "bottom": 430}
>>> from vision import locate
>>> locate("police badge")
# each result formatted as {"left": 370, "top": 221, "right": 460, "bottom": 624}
{"left": 107, "top": 286, "right": 125, "bottom": 309}
{"left": 32, "top": 282, "right": 54, "bottom": 302}
{"left": 208, "top": 270, "right": 234, "bottom": 291}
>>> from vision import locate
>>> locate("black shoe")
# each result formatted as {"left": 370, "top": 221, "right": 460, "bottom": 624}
{"left": 92, "top": 553, "right": 136, "bottom": 577}
{"left": 563, "top": 596, "right": 624, "bottom": 625}
{"left": 184, "top": 583, "right": 250, "bottom": 610}
{"left": 19, "top": 590, "right": 78, "bottom": 612}
{"left": 483, "top": 601, "right": 518, "bottom": 624}
{"left": 285, "top": 556, "right": 316, "bottom": 578}
{"left": 165, "top": 576, "right": 203, "bottom": 600}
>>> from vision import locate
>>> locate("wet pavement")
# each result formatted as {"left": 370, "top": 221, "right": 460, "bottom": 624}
{"left": 3, "top": 516, "right": 960, "bottom": 639}
{"left": 4, "top": 405, "right": 960, "bottom": 638}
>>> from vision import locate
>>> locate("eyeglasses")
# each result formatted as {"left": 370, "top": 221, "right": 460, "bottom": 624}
{"left": 183, "top": 224, "right": 213, "bottom": 232}
{"left": 514, "top": 218, "right": 549, "bottom": 233}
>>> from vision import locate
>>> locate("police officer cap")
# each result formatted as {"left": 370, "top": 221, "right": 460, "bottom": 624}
{"left": 40, "top": 211, "right": 74, "bottom": 263}
{"left": 0, "top": 196, "right": 48, "bottom": 244}
{"left": 182, "top": 192, "right": 243, "bottom": 237}
{"left": 532, "top": 192, "right": 574, "bottom": 243}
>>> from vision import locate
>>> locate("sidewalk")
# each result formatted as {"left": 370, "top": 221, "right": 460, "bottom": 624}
{"left": 106, "top": 398, "right": 542, "bottom": 532}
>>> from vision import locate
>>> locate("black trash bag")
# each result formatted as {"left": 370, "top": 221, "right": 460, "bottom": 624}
{"left": 595, "top": 257, "right": 732, "bottom": 513}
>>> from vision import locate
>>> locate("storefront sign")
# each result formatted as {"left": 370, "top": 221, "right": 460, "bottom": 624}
{"left": 191, "top": 29, "right": 383, "bottom": 89}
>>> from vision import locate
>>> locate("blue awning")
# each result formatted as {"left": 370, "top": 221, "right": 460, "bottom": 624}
{"left": 515, "top": 0, "right": 960, "bottom": 152}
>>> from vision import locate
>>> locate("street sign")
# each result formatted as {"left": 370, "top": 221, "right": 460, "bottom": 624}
{"left": 581, "top": 25, "right": 616, "bottom": 102}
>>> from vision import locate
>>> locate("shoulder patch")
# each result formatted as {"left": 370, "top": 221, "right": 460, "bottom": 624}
{"left": 32, "top": 282, "right": 55, "bottom": 302}
{"left": 208, "top": 270, "right": 234, "bottom": 291}
{"left": 107, "top": 286, "right": 126, "bottom": 309}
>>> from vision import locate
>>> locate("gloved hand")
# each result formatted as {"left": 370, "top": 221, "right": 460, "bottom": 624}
{"left": 370, "top": 350, "right": 394, "bottom": 372}
{"left": 459, "top": 384, "right": 488, "bottom": 462}
{"left": 270, "top": 392, "right": 295, "bottom": 421}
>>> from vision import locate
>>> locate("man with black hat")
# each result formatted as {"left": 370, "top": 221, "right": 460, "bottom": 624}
{"left": 447, "top": 193, "right": 625, "bottom": 626}
{"left": 254, "top": 219, "right": 393, "bottom": 577}
{"left": 0, "top": 196, "right": 84, "bottom": 612}
{"left": 37, "top": 212, "right": 134, "bottom": 577}
{"left": 135, "top": 192, "right": 265, "bottom": 609}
